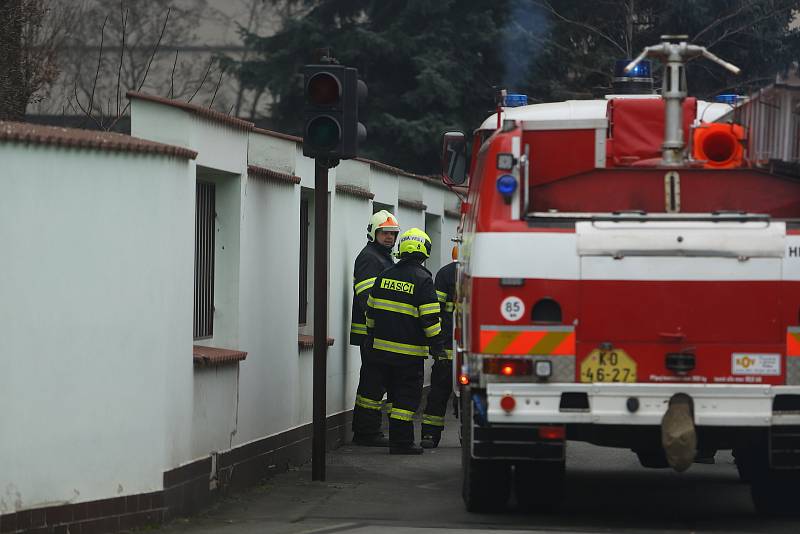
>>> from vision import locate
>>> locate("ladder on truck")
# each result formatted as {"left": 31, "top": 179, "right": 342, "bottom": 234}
{"left": 720, "top": 71, "right": 800, "bottom": 172}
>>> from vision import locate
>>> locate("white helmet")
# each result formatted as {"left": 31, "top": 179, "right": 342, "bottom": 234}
{"left": 367, "top": 210, "right": 400, "bottom": 241}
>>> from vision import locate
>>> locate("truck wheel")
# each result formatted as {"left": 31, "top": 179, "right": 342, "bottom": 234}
{"left": 514, "top": 460, "right": 565, "bottom": 513}
{"left": 462, "top": 457, "right": 512, "bottom": 512}
{"left": 634, "top": 449, "right": 669, "bottom": 468}
{"left": 751, "top": 470, "right": 800, "bottom": 516}
{"left": 460, "top": 390, "right": 511, "bottom": 512}
{"left": 732, "top": 447, "right": 756, "bottom": 483}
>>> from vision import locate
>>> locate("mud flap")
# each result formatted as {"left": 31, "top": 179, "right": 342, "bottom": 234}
{"left": 661, "top": 393, "right": 696, "bottom": 472}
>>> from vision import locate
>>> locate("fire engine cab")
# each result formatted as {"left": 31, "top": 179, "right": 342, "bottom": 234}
{"left": 441, "top": 36, "right": 800, "bottom": 516}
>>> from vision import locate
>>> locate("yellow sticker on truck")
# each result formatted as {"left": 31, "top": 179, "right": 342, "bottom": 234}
{"left": 580, "top": 348, "right": 637, "bottom": 383}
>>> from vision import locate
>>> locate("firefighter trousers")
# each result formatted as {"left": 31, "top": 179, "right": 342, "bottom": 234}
{"left": 355, "top": 350, "right": 424, "bottom": 446}
{"left": 422, "top": 357, "right": 453, "bottom": 437}
{"left": 352, "top": 345, "right": 390, "bottom": 438}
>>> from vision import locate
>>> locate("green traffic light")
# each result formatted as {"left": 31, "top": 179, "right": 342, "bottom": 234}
{"left": 306, "top": 116, "right": 341, "bottom": 150}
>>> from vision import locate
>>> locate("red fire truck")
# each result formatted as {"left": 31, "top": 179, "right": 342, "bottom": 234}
{"left": 441, "top": 37, "right": 800, "bottom": 516}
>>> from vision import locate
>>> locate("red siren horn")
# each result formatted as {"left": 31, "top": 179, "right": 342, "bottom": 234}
{"left": 692, "top": 122, "right": 745, "bottom": 168}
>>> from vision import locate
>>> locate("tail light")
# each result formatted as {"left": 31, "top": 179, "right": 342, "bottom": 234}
{"left": 483, "top": 357, "right": 532, "bottom": 376}
{"left": 538, "top": 425, "right": 565, "bottom": 440}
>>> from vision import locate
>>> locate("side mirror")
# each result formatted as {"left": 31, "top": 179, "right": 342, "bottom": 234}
{"left": 441, "top": 131, "right": 468, "bottom": 186}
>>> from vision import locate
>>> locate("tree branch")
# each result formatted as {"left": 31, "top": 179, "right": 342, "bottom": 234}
{"left": 706, "top": 5, "right": 795, "bottom": 52}
{"left": 135, "top": 7, "right": 170, "bottom": 92}
{"left": 209, "top": 64, "right": 226, "bottom": 107}
{"left": 73, "top": 78, "right": 103, "bottom": 129}
{"left": 187, "top": 57, "right": 213, "bottom": 103}
{"left": 692, "top": 2, "right": 751, "bottom": 43}
{"left": 116, "top": 3, "right": 128, "bottom": 117}
{"left": 532, "top": 0, "right": 626, "bottom": 55}
{"left": 170, "top": 49, "right": 178, "bottom": 98}
{"left": 88, "top": 15, "right": 108, "bottom": 118}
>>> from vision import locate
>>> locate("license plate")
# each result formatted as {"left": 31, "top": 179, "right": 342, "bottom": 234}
{"left": 580, "top": 348, "right": 637, "bottom": 382}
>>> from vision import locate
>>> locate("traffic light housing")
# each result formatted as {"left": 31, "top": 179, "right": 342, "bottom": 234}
{"left": 303, "top": 64, "right": 367, "bottom": 160}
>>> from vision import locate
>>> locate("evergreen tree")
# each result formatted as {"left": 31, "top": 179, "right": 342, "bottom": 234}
{"left": 235, "top": 0, "right": 509, "bottom": 174}
{"left": 235, "top": 0, "right": 800, "bottom": 174}
{"left": 518, "top": 0, "right": 800, "bottom": 101}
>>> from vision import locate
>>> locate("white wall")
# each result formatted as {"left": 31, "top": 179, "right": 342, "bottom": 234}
{"left": 0, "top": 146, "right": 194, "bottom": 512}
{"left": 234, "top": 172, "right": 303, "bottom": 444}
{"left": 1, "top": 96, "right": 460, "bottom": 516}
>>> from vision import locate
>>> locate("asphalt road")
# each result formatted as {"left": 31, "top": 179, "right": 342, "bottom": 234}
{"left": 158, "top": 414, "right": 800, "bottom": 534}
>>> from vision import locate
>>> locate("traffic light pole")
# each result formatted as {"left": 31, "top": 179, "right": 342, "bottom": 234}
{"left": 312, "top": 157, "right": 336, "bottom": 481}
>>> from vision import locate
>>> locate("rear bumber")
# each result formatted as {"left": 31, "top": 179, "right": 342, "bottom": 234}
{"left": 485, "top": 383, "right": 800, "bottom": 427}
{"left": 461, "top": 222, "right": 800, "bottom": 429}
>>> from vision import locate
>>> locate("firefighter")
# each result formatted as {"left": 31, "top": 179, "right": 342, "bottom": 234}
{"left": 420, "top": 249, "right": 458, "bottom": 449}
{"left": 365, "top": 228, "right": 446, "bottom": 455}
{"left": 350, "top": 210, "right": 400, "bottom": 446}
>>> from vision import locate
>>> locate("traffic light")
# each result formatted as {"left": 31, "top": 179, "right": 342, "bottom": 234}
{"left": 303, "top": 64, "right": 367, "bottom": 160}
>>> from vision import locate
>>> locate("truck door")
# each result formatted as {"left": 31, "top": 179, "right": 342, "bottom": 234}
{"left": 575, "top": 219, "right": 785, "bottom": 384}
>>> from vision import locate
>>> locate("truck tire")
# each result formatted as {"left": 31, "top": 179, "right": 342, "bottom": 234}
{"left": 634, "top": 449, "right": 669, "bottom": 469}
{"left": 460, "top": 390, "right": 511, "bottom": 512}
{"left": 462, "top": 457, "right": 512, "bottom": 512}
{"left": 732, "top": 447, "right": 756, "bottom": 483}
{"left": 751, "top": 469, "right": 800, "bottom": 516}
{"left": 514, "top": 460, "right": 565, "bottom": 513}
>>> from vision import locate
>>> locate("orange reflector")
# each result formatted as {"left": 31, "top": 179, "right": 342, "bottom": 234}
{"left": 787, "top": 328, "right": 800, "bottom": 357}
{"left": 458, "top": 374, "right": 470, "bottom": 385}
{"left": 500, "top": 395, "right": 516, "bottom": 412}
{"left": 480, "top": 327, "right": 575, "bottom": 356}
{"left": 538, "top": 425, "right": 565, "bottom": 440}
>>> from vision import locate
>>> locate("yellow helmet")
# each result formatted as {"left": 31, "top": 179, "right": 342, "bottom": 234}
{"left": 367, "top": 210, "right": 400, "bottom": 242}
{"left": 397, "top": 228, "right": 432, "bottom": 258}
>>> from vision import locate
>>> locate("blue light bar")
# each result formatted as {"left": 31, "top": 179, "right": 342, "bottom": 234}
{"left": 614, "top": 59, "right": 652, "bottom": 79}
{"left": 714, "top": 93, "right": 740, "bottom": 105}
{"left": 504, "top": 94, "right": 528, "bottom": 108}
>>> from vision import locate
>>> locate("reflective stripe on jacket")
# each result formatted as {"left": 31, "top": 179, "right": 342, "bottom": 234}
{"left": 350, "top": 241, "right": 394, "bottom": 345}
{"left": 434, "top": 261, "right": 457, "bottom": 358}
{"left": 366, "top": 258, "right": 445, "bottom": 359}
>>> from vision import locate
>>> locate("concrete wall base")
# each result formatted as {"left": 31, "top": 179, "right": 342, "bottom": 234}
{"left": 0, "top": 411, "right": 352, "bottom": 534}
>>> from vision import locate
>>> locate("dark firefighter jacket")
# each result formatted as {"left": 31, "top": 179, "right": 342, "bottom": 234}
{"left": 435, "top": 261, "right": 457, "bottom": 359}
{"left": 366, "top": 258, "right": 446, "bottom": 360}
{"left": 350, "top": 241, "right": 395, "bottom": 345}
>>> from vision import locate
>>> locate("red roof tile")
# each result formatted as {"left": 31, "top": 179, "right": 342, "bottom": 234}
{"left": 193, "top": 345, "right": 247, "bottom": 366}
{"left": 127, "top": 92, "right": 254, "bottom": 132}
{"left": 0, "top": 121, "right": 197, "bottom": 159}
{"left": 247, "top": 164, "right": 301, "bottom": 185}
{"left": 252, "top": 127, "right": 302, "bottom": 143}
{"left": 298, "top": 335, "right": 335, "bottom": 349}
{"left": 336, "top": 183, "right": 374, "bottom": 200}
{"left": 398, "top": 198, "right": 427, "bottom": 211}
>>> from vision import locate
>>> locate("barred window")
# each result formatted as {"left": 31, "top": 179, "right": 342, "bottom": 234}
{"left": 194, "top": 181, "right": 215, "bottom": 339}
{"left": 299, "top": 196, "right": 310, "bottom": 324}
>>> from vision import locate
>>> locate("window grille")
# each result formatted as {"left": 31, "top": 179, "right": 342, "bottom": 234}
{"left": 194, "top": 181, "right": 215, "bottom": 339}
{"left": 299, "top": 197, "right": 310, "bottom": 324}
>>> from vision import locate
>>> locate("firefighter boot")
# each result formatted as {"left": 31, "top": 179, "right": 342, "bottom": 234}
{"left": 353, "top": 433, "right": 390, "bottom": 447}
{"left": 420, "top": 432, "right": 441, "bottom": 449}
{"left": 390, "top": 443, "right": 424, "bottom": 455}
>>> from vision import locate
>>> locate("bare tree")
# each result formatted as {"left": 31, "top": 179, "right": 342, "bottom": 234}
{"left": 33, "top": 0, "right": 230, "bottom": 123}
{"left": 0, "top": 0, "right": 78, "bottom": 121}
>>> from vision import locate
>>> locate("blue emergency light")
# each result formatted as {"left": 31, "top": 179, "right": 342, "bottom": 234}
{"left": 504, "top": 94, "right": 528, "bottom": 107}
{"left": 614, "top": 59, "right": 651, "bottom": 79}
{"left": 714, "top": 93, "right": 740, "bottom": 105}
{"left": 496, "top": 174, "right": 517, "bottom": 197}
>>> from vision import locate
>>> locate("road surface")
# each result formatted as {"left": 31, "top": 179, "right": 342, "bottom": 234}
{"left": 157, "top": 413, "right": 798, "bottom": 534}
